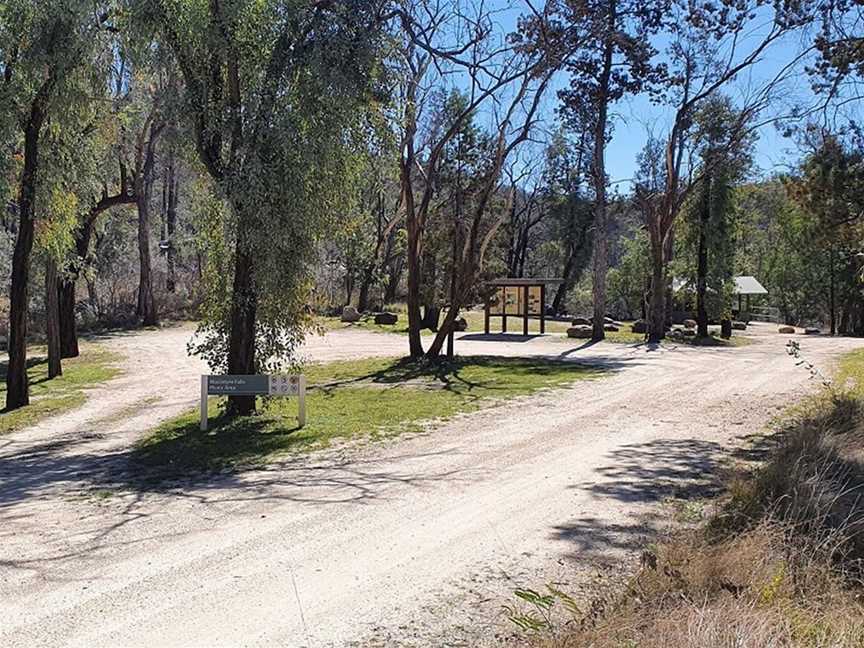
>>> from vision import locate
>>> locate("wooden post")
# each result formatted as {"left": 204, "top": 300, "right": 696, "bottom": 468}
{"left": 297, "top": 375, "right": 306, "bottom": 427}
{"left": 523, "top": 285, "right": 529, "bottom": 336}
{"left": 540, "top": 284, "right": 546, "bottom": 334}
{"left": 485, "top": 296, "right": 490, "bottom": 334}
{"left": 200, "top": 375, "right": 209, "bottom": 432}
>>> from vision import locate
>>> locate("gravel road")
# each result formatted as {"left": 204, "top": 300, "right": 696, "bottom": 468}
{"left": 1, "top": 323, "right": 861, "bottom": 647}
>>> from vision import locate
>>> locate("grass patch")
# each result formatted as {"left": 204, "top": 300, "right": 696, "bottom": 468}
{"left": 0, "top": 347, "right": 121, "bottom": 434}
{"left": 508, "top": 350, "right": 864, "bottom": 648}
{"left": 322, "top": 309, "right": 648, "bottom": 344}
{"left": 135, "top": 355, "right": 603, "bottom": 473}
{"left": 679, "top": 333, "right": 753, "bottom": 347}
{"left": 836, "top": 348, "right": 864, "bottom": 397}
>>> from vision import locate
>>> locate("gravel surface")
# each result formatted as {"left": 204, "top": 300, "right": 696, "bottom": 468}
{"left": 2, "top": 323, "right": 862, "bottom": 647}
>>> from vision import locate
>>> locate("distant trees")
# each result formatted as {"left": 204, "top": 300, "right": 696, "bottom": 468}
{"left": 638, "top": 0, "right": 811, "bottom": 342}
{"left": 393, "top": 0, "right": 555, "bottom": 358}
{"left": 677, "top": 96, "right": 754, "bottom": 336}
{"left": 556, "top": 0, "right": 665, "bottom": 340}
{"left": 785, "top": 131, "right": 864, "bottom": 333}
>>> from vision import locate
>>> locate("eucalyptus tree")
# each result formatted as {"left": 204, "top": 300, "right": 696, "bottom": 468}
{"left": 148, "top": 0, "right": 387, "bottom": 415}
{"left": 393, "top": 0, "right": 555, "bottom": 358}
{"left": 641, "top": 0, "right": 813, "bottom": 342}
{"left": 556, "top": 0, "right": 666, "bottom": 340}
{"left": 0, "top": 0, "right": 115, "bottom": 409}
{"left": 539, "top": 128, "right": 594, "bottom": 314}
{"left": 682, "top": 96, "right": 754, "bottom": 337}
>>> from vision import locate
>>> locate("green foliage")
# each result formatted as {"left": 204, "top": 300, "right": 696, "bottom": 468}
{"left": 149, "top": 0, "right": 388, "bottom": 373}
{"left": 735, "top": 180, "right": 826, "bottom": 324}
{"left": 675, "top": 95, "right": 754, "bottom": 320}
{"left": 608, "top": 228, "right": 650, "bottom": 319}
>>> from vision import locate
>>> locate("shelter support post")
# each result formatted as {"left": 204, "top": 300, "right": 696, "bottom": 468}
{"left": 200, "top": 375, "right": 209, "bottom": 432}
{"left": 484, "top": 297, "right": 490, "bottom": 335}
{"left": 540, "top": 284, "right": 546, "bottom": 334}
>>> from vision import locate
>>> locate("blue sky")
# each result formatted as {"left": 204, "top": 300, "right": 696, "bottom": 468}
{"left": 491, "top": 3, "right": 831, "bottom": 190}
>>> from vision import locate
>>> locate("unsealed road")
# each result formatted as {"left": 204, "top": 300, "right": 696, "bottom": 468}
{"left": 1, "top": 324, "right": 861, "bottom": 647}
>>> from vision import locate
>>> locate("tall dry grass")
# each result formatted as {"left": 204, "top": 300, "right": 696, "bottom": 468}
{"left": 523, "top": 393, "right": 864, "bottom": 648}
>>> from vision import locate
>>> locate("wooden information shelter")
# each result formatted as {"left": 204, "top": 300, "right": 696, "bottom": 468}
{"left": 484, "top": 278, "right": 564, "bottom": 335}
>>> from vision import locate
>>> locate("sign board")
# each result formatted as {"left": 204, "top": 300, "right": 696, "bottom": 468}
{"left": 504, "top": 286, "right": 521, "bottom": 315}
{"left": 207, "top": 375, "right": 270, "bottom": 396}
{"left": 527, "top": 285, "right": 542, "bottom": 315}
{"left": 490, "top": 286, "right": 526, "bottom": 316}
{"left": 200, "top": 374, "right": 306, "bottom": 431}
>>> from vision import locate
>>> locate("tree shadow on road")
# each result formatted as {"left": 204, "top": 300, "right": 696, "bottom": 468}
{"left": 550, "top": 438, "right": 729, "bottom": 559}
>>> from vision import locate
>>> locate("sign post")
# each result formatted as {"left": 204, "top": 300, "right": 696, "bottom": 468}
{"left": 200, "top": 374, "right": 306, "bottom": 431}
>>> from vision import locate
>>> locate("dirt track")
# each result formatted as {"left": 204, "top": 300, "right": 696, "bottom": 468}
{"left": 2, "top": 324, "right": 862, "bottom": 647}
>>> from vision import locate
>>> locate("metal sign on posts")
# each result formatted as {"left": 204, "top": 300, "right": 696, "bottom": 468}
{"left": 200, "top": 374, "right": 306, "bottom": 431}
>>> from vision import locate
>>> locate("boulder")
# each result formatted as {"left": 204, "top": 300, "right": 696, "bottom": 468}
{"left": 683, "top": 319, "right": 697, "bottom": 329}
{"left": 778, "top": 325, "right": 796, "bottom": 334}
{"left": 453, "top": 317, "right": 468, "bottom": 332}
{"left": 374, "top": 312, "right": 398, "bottom": 325}
{"left": 341, "top": 306, "right": 361, "bottom": 323}
{"left": 571, "top": 316, "right": 591, "bottom": 326}
{"left": 566, "top": 325, "right": 593, "bottom": 339}
{"left": 732, "top": 321, "right": 747, "bottom": 331}
{"left": 804, "top": 327, "right": 821, "bottom": 335}
{"left": 604, "top": 323, "right": 619, "bottom": 332}
{"left": 631, "top": 319, "right": 647, "bottom": 334}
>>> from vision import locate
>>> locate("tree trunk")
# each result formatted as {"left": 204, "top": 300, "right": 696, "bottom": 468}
{"left": 426, "top": 303, "right": 459, "bottom": 358}
{"left": 829, "top": 246, "right": 836, "bottom": 335}
{"left": 664, "top": 228, "right": 674, "bottom": 329}
{"left": 552, "top": 251, "right": 576, "bottom": 315}
{"left": 135, "top": 116, "right": 161, "bottom": 326}
{"left": 166, "top": 152, "right": 178, "bottom": 293}
{"left": 136, "top": 185, "right": 158, "bottom": 326}
{"left": 59, "top": 280, "right": 79, "bottom": 358}
{"left": 696, "top": 176, "right": 711, "bottom": 338}
{"left": 45, "top": 258, "right": 62, "bottom": 379}
{"left": 357, "top": 270, "right": 373, "bottom": 312}
{"left": 225, "top": 242, "right": 258, "bottom": 416}
{"left": 647, "top": 229, "right": 666, "bottom": 343}
{"left": 590, "top": 7, "right": 615, "bottom": 342}
{"left": 6, "top": 91, "right": 50, "bottom": 410}
{"left": 405, "top": 215, "right": 425, "bottom": 356}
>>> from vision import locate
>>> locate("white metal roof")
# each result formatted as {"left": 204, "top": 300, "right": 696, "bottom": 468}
{"left": 733, "top": 276, "right": 768, "bottom": 295}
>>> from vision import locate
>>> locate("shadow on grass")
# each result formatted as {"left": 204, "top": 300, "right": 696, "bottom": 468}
{"left": 457, "top": 333, "right": 544, "bottom": 342}
{"left": 313, "top": 355, "right": 604, "bottom": 397}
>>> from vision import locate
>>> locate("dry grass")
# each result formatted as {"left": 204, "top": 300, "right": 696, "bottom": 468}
{"left": 516, "top": 390, "right": 864, "bottom": 648}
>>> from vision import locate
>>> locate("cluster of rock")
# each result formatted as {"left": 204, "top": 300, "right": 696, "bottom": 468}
{"left": 778, "top": 325, "right": 821, "bottom": 335}
{"left": 340, "top": 306, "right": 400, "bottom": 326}
{"left": 340, "top": 307, "right": 469, "bottom": 331}
{"left": 340, "top": 306, "right": 362, "bottom": 322}
{"left": 566, "top": 316, "right": 621, "bottom": 339}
